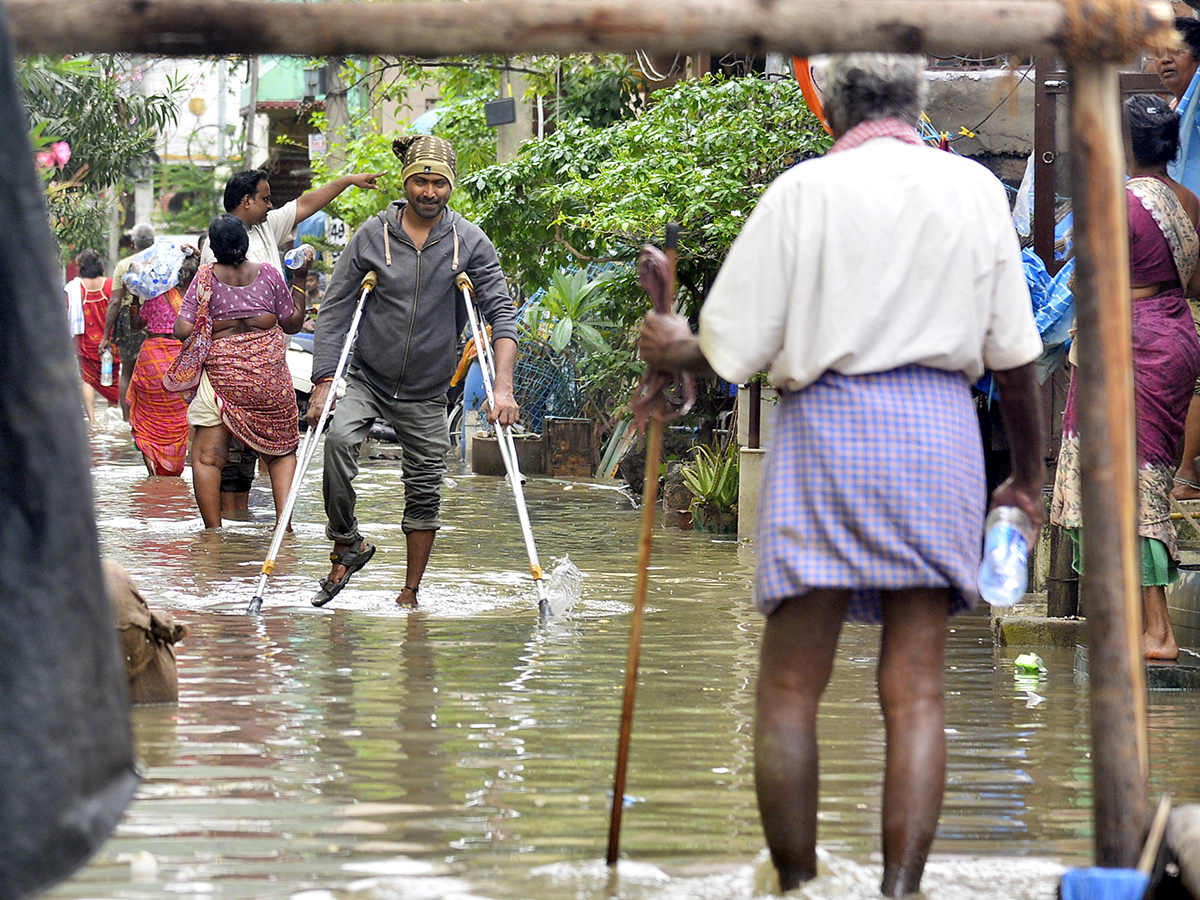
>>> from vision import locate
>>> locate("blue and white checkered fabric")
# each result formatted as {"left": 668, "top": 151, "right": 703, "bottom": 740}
{"left": 754, "top": 366, "right": 986, "bottom": 624}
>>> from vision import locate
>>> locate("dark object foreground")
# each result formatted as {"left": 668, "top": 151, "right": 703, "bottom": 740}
{"left": 0, "top": 4, "right": 139, "bottom": 899}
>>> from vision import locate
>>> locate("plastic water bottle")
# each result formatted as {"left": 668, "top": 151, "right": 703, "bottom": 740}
{"left": 978, "top": 506, "right": 1032, "bottom": 608}
{"left": 283, "top": 245, "right": 313, "bottom": 269}
{"left": 100, "top": 347, "right": 113, "bottom": 387}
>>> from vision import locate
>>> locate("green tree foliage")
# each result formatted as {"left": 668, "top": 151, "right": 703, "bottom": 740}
{"left": 19, "top": 55, "right": 181, "bottom": 259}
{"left": 554, "top": 55, "right": 645, "bottom": 128}
{"left": 462, "top": 75, "right": 829, "bottom": 319}
{"left": 156, "top": 162, "right": 223, "bottom": 234}
{"left": 309, "top": 56, "right": 501, "bottom": 225}
{"left": 310, "top": 54, "right": 643, "bottom": 230}
{"left": 462, "top": 74, "right": 828, "bottom": 428}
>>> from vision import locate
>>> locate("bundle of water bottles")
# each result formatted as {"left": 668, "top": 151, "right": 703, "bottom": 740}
{"left": 121, "top": 241, "right": 188, "bottom": 301}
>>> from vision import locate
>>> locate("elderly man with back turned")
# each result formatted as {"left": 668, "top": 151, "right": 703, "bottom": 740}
{"left": 202, "top": 166, "right": 382, "bottom": 514}
{"left": 639, "top": 54, "right": 1045, "bottom": 897}
{"left": 307, "top": 135, "right": 519, "bottom": 610}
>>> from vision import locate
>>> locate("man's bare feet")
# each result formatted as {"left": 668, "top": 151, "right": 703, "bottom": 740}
{"left": 1144, "top": 632, "right": 1180, "bottom": 660}
{"left": 396, "top": 586, "right": 419, "bottom": 608}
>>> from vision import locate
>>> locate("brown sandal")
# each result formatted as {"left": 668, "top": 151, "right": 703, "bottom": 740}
{"left": 311, "top": 540, "right": 376, "bottom": 607}
{"left": 395, "top": 585, "right": 419, "bottom": 608}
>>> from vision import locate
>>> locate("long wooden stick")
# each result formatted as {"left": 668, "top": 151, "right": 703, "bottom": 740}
{"left": 607, "top": 226, "right": 677, "bottom": 865}
{"left": 2, "top": 0, "right": 1162, "bottom": 58}
{"left": 1065, "top": 58, "right": 1149, "bottom": 869}
{"left": 605, "top": 415, "right": 663, "bottom": 866}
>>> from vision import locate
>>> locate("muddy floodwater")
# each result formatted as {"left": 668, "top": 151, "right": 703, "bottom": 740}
{"left": 49, "top": 411, "right": 1200, "bottom": 900}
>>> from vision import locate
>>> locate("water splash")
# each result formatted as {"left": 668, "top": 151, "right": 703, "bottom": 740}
{"left": 544, "top": 554, "right": 585, "bottom": 617}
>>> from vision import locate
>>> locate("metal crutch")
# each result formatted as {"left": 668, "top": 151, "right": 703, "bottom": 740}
{"left": 456, "top": 272, "right": 550, "bottom": 616}
{"left": 246, "top": 270, "right": 378, "bottom": 615}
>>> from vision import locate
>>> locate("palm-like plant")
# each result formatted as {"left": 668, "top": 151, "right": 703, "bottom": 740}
{"left": 522, "top": 268, "right": 613, "bottom": 355}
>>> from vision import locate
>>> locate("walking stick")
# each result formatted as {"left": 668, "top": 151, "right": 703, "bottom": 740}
{"left": 456, "top": 272, "right": 550, "bottom": 616}
{"left": 246, "top": 270, "right": 378, "bottom": 615}
{"left": 606, "top": 223, "right": 693, "bottom": 865}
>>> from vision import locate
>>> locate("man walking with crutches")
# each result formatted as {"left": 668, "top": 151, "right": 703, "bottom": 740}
{"left": 307, "top": 135, "right": 520, "bottom": 608}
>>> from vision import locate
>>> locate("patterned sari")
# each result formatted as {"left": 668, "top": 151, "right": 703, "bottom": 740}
{"left": 127, "top": 288, "right": 189, "bottom": 476}
{"left": 1052, "top": 176, "right": 1200, "bottom": 571}
{"left": 203, "top": 327, "right": 299, "bottom": 457}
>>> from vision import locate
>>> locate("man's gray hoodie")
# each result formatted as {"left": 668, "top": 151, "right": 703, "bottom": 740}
{"left": 311, "top": 200, "right": 519, "bottom": 401}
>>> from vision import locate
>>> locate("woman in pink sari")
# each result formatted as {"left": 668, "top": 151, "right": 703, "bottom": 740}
{"left": 1052, "top": 94, "right": 1200, "bottom": 660}
{"left": 126, "top": 248, "right": 199, "bottom": 476}
{"left": 174, "top": 214, "right": 306, "bottom": 528}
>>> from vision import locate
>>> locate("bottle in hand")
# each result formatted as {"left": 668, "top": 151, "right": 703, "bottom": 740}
{"left": 978, "top": 506, "right": 1032, "bottom": 608}
{"left": 284, "top": 245, "right": 314, "bottom": 269}
{"left": 100, "top": 347, "right": 114, "bottom": 387}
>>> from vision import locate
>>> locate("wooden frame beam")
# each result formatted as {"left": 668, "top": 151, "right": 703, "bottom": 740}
{"left": 0, "top": 0, "right": 1146, "bottom": 59}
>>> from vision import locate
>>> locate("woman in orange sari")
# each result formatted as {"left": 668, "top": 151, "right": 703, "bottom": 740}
{"left": 66, "top": 248, "right": 118, "bottom": 420}
{"left": 126, "top": 248, "right": 200, "bottom": 476}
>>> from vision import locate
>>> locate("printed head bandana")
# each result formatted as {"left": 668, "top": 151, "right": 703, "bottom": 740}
{"left": 392, "top": 134, "right": 457, "bottom": 190}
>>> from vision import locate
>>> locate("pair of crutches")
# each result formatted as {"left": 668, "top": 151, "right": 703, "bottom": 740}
{"left": 247, "top": 270, "right": 377, "bottom": 615}
{"left": 246, "top": 269, "right": 549, "bottom": 617}
{"left": 456, "top": 271, "right": 550, "bottom": 617}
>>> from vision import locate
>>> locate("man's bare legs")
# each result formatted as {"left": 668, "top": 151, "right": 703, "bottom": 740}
{"left": 878, "top": 588, "right": 950, "bottom": 897}
{"left": 754, "top": 589, "right": 849, "bottom": 891}
{"left": 396, "top": 528, "right": 435, "bottom": 607}
{"left": 1143, "top": 584, "right": 1180, "bottom": 660}
{"left": 754, "top": 587, "right": 950, "bottom": 898}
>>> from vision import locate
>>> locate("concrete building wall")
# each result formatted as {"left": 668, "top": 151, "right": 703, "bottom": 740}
{"left": 925, "top": 69, "right": 1038, "bottom": 186}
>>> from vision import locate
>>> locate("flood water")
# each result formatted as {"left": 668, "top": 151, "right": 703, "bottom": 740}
{"left": 50, "top": 409, "right": 1200, "bottom": 900}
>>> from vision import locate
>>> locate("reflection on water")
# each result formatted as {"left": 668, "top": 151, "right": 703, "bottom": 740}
{"left": 45, "top": 409, "right": 1200, "bottom": 900}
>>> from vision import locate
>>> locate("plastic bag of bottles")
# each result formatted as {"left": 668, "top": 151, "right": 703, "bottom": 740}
{"left": 121, "top": 241, "right": 186, "bottom": 301}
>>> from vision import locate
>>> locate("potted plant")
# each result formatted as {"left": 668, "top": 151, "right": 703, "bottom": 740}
{"left": 680, "top": 443, "right": 739, "bottom": 534}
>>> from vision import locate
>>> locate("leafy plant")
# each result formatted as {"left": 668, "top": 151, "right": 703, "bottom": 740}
{"left": 554, "top": 55, "right": 645, "bottom": 128}
{"left": 463, "top": 74, "right": 827, "bottom": 436}
{"left": 522, "top": 268, "right": 613, "bottom": 355}
{"left": 19, "top": 55, "right": 182, "bottom": 258}
{"left": 463, "top": 74, "right": 829, "bottom": 321}
{"left": 680, "top": 443, "right": 739, "bottom": 515}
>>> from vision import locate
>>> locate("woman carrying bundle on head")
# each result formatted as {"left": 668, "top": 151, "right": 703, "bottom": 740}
{"left": 1052, "top": 93, "right": 1200, "bottom": 661}
{"left": 170, "top": 213, "right": 307, "bottom": 529}
{"left": 126, "top": 245, "right": 200, "bottom": 477}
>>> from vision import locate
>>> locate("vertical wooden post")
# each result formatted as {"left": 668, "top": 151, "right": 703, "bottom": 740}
{"left": 1064, "top": 59, "right": 1149, "bottom": 868}
{"left": 747, "top": 381, "right": 761, "bottom": 449}
{"left": 1034, "top": 56, "right": 1063, "bottom": 276}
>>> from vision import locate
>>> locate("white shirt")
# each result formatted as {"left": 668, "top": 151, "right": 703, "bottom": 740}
{"left": 698, "top": 138, "right": 1042, "bottom": 391}
{"left": 201, "top": 199, "right": 298, "bottom": 267}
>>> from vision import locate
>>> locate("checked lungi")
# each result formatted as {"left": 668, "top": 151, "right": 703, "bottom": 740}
{"left": 754, "top": 364, "right": 986, "bottom": 624}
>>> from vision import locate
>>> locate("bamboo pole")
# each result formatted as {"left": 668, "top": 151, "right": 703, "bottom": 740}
{"left": 0, "top": 0, "right": 1136, "bottom": 59}
{"left": 1063, "top": 59, "right": 1149, "bottom": 868}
